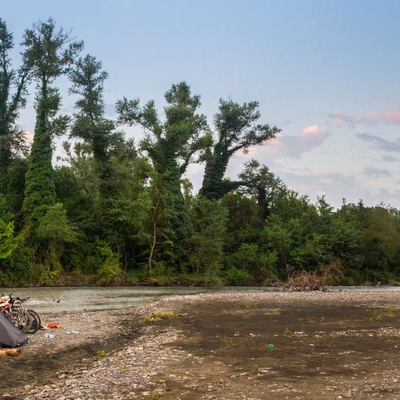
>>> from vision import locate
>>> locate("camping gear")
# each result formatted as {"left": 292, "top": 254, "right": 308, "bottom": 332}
{"left": 0, "top": 294, "right": 31, "bottom": 333}
{"left": 0, "top": 312, "right": 28, "bottom": 348}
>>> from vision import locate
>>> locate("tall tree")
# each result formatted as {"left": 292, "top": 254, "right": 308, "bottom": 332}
{"left": 21, "top": 18, "right": 82, "bottom": 271}
{"left": 200, "top": 100, "right": 280, "bottom": 200}
{"left": 117, "top": 82, "right": 209, "bottom": 270}
{"left": 69, "top": 55, "right": 122, "bottom": 230}
{"left": 0, "top": 19, "right": 30, "bottom": 194}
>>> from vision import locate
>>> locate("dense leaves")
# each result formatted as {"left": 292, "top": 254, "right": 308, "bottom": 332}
{"left": 1, "top": 18, "right": 400, "bottom": 286}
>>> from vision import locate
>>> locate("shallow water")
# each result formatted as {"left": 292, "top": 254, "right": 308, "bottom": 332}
{"left": 0, "top": 285, "right": 399, "bottom": 313}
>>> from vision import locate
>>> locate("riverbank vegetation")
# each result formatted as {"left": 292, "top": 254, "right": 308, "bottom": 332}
{"left": 1, "top": 18, "right": 400, "bottom": 288}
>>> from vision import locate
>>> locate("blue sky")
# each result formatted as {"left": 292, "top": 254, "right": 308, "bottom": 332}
{"left": 3, "top": 0, "right": 400, "bottom": 209}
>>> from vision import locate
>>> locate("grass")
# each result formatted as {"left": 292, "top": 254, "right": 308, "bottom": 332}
{"left": 144, "top": 310, "right": 183, "bottom": 323}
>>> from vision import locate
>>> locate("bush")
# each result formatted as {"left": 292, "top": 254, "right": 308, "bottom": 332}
{"left": 225, "top": 267, "right": 252, "bottom": 285}
{"left": 96, "top": 241, "right": 122, "bottom": 285}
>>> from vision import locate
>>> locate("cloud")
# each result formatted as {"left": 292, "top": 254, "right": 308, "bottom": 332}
{"left": 381, "top": 155, "right": 398, "bottom": 162}
{"left": 273, "top": 170, "right": 363, "bottom": 207}
{"left": 328, "top": 107, "right": 400, "bottom": 127}
{"left": 270, "top": 168, "right": 400, "bottom": 209}
{"left": 264, "top": 125, "right": 332, "bottom": 159}
{"left": 363, "top": 166, "right": 391, "bottom": 177}
{"left": 327, "top": 111, "right": 357, "bottom": 127}
{"left": 358, "top": 133, "right": 400, "bottom": 152}
{"left": 360, "top": 108, "right": 400, "bottom": 126}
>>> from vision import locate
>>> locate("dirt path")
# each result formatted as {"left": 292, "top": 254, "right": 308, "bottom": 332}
{"left": 2, "top": 291, "right": 400, "bottom": 399}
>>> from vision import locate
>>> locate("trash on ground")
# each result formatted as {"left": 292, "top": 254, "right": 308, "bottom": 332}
{"left": 44, "top": 322, "right": 61, "bottom": 329}
{"left": 44, "top": 333, "right": 55, "bottom": 339}
{"left": 66, "top": 330, "right": 80, "bottom": 334}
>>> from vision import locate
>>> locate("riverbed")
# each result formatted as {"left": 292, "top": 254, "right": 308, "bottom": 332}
{"left": 2, "top": 285, "right": 400, "bottom": 313}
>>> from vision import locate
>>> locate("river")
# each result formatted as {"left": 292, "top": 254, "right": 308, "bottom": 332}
{"left": 1, "top": 285, "right": 399, "bottom": 313}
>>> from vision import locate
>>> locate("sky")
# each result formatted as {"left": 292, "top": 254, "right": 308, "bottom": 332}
{"left": 3, "top": 0, "right": 400, "bottom": 209}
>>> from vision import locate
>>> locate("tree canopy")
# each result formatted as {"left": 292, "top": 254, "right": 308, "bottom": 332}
{"left": 0, "top": 18, "right": 399, "bottom": 288}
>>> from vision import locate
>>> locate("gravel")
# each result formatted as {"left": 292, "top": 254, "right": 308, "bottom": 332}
{"left": 3, "top": 290, "right": 400, "bottom": 400}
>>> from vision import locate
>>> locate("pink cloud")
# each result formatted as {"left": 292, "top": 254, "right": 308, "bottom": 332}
{"left": 300, "top": 125, "right": 326, "bottom": 138}
{"left": 329, "top": 107, "right": 400, "bottom": 127}
{"left": 360, "top": 108, "right": 400, "bottom": 125}
{"left": 327, "top": 111, "right": 356, "bottom": 127}
{"left": 251, "top": 125, "right": 331, "bottom": 159}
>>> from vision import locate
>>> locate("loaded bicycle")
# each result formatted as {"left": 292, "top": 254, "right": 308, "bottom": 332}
{"left": 0, "top": 294, "right": 41, "bottom": 334}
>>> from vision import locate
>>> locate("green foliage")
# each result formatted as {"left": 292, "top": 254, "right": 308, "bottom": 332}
{"left": 0, "top": 241, "right": 37, "bottom": 286}
{"left": 144, "top": 310, "right": 183, "bottom": 323}
{"left": 0, "top": 18, "right": 30, "bottom": 193}
{"left": 36, "top": 203, "right": 79, "bottom": 243}
{"left": 1, "top": 19, "right": 400, "bottom": 286}
{"left": 225, "top": 267, "right": 252, "bottom": 285}
{"left": 186, "top": 197, "right": 228, "bottom": 275}
{"left": 96, "top": 240, "right": 122, "bottom": 285}
{"left": 363, "top": 206, "right": 400, "bottom": 274}
{"left": 22, "top": 18, "right": 82, "bottom": 265}
{"left": 201, "top": 100, "right": 280, "bottom": 200}
{"left": 227, "top": 243, "right": 278, "bottom": 282}
{"left": 0, "top": 219, "right": 17, "bottom": 259}
{"left": 117, "top": 82, "right": 208, "bottom": 271}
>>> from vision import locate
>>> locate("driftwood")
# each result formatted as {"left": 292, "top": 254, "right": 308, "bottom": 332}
{"left": 284, "top": 270, "right": 326, "bottom": 291}
{"left": 284, "top": 261, "right": 345, "bottom": 292}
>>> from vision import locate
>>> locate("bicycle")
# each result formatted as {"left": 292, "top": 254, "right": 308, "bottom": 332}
{"left": 0, "top": 294, "right": 31, "bottom": 333}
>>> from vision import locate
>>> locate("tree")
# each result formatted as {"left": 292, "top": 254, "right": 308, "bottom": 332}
{"left": 0, "top": 19, "right": 30, "bottom": 195}
{"left": 117, "top": 82, "right": 209, "bottom": 270}
{"left": 238, "top": 159, "right": 286, "bottom": 220}
{"left": 362, "top": 206, "right": 400, "bottom": 280}
{"left": 69, "top": 54, "right": 124, "bottom": 246}
{"left": 186, "top": 197, "right": 228, "bottom": 277}
{"left": 21, "top": 18, "right": 82, "bottom": 269}
{"left": 200, "top": 99, "right": 280, "bottom": 200}
{"left": 69, "top": 54, "right": 120, "bottom": 179}
{"left": 36, "top": 202, "right": 79, "bottom": 280}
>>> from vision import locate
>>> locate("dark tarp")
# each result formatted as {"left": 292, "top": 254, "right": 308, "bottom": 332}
{"left": 0, "top": 312, "right": 28, "bottom": 348}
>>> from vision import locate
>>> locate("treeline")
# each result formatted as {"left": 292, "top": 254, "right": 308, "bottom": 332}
{"left": 1, "top": 18, "right": 400, "bottom": 287}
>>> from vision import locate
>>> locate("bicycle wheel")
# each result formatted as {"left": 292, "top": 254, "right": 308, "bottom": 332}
{"left": 7, "top": 309, "right": 31, "bottom": 333}
{"left": 27, "top": 309, "right": 41, "bottom": 334}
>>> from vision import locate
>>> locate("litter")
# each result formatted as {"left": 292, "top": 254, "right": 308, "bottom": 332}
{"left": 44, "top": 322, "right": 61, "bottom": 329}
{"left": 66, "top": 330, "right": 80, "bottom": 334}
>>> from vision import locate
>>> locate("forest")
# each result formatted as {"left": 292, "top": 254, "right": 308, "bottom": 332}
{"left": 1, "top": 18, "right": 400, "bottom": 288}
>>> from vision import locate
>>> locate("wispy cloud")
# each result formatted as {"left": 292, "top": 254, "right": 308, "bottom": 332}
{"left": 328, "top": 111, "right": 357, "bottom": 127}
{"left": 381, "top": 155, "right": 398, "bottom": 162}
{"left": 329, "top": 107, "right": 400, "bottom": 127}
{"left": 363, "top": 166, "right": 391, "bottom": 177}
{"left": 358, "top": 133, "right": 400, "bottom": 152}
{"left": 273, "top": 170, "right": 362, "bottom": 207}
{"left": 360, "top": 108, "right": 400, "bottom": 126}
